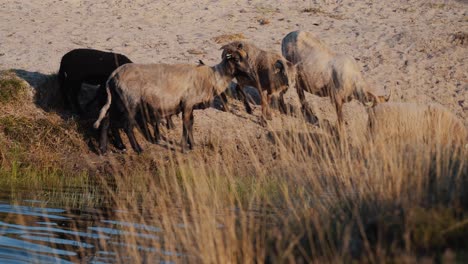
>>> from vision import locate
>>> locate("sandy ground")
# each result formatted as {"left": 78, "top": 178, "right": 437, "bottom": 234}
{"left": 0, "top": 0, "right": 467, "bottom": 160}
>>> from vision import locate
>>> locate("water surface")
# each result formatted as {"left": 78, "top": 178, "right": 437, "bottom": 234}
{"left": 0, "top": 190, "right": 182, "bottom": 263}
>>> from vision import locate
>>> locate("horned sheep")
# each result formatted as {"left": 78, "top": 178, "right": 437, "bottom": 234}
{"left": 93, "top": 44, "right": 253, "bottom": 154}
{"left": 221, "top": 41, "right": 297, "bottom": 125}
{"left": 281, "top": 30, "right": 390, "bottom": 126}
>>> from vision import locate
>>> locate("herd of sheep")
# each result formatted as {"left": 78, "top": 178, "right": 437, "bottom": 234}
{"left": 57, "top": 30, "right": 467, "bottom": 155}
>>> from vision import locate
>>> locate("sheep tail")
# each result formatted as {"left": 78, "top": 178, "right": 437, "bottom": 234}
{"left": 93, "top": 80, "right": 112, "bottom": 129}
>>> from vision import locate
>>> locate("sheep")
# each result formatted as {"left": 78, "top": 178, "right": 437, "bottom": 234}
{"left": 368, "top": 102, "right": 467, "bottom": 148}
{"left": 281, "top": 30, "right": 390, "bottom": 126}
{"left": 93, "top": 44, "right": 254, "bottom": 154}
{"left": 220, "top": 41, "right": 297, "bottom": 126}
{"left": 58, "top": 48, "right": 174, "bottom": 150}
{"left": 58, "top": 48, "right": 133, "bottom": 114}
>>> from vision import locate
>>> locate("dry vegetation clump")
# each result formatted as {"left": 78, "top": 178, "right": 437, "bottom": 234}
{"left": 0, "top": 71, "right": 88, "bottom": 174}
{"left": 0, "top": 70, "right": 30, "bottom": 104}
{"left": 90, "top": 118, "right": 467, "bottom": 263}
{"left": 300, "top": 6, "right": 344, "bottom": 20}
{"left": 212, "top": 33, "right": 246, "bottom": 44}
{"left": 0, "top": 116, "right": 84, "bottom": 166}
{"left": 450, "top": 31, "right": 468, "bottom": 46}
{"left": 257, "top": 18, "right": 270, "bottom": 25}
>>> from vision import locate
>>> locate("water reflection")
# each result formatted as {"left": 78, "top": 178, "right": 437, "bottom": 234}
{"left": 0, "top": 198, "right": 180, "bottom": 263}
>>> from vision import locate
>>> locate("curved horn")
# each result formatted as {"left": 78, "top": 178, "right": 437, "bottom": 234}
{"left": 238, "top": 49, "right": 247, "bottom": 58}
{"left": 364, "top": 91, "right": 378, "bottom": 107}
{"left": 383, "top": 87, "right": 392, "bottom": 102}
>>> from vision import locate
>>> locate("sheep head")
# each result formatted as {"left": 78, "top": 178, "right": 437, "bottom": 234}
{"left": 220, "top": 42, "right": 256, "bottom": 80}
{"left": 273, "top": 59, "right": 297, "bottom": 94}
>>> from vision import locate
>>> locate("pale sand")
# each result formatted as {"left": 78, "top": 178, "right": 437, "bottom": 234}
{"left": 0, "top": 0, "right": 466, "bottom": 128}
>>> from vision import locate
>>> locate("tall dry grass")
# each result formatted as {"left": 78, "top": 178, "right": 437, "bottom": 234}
{"left": 94, "top": 116, "right": 467, "bottom": 263}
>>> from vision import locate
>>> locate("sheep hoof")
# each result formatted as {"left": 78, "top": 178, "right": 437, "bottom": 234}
{"left": 115, "top": 143, "right": 126, "bottom": 150}
{"left": 181, "top": 145, "right": 193, "bottom": 153}
{"left": 98, "top": 148, "right": 108, "bottom": 156}
{"left": 220, "top": 104, "right": 230, "bottom": 112}
{"left": 303, "top": 108, "right": 318, "bottom": 124}
{"left": 259, "top": 116, "right": 268, "bottom": 127}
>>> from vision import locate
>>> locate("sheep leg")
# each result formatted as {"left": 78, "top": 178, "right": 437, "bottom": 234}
{"left": 278, "top": 91, "right": 288, "bottom": 115}
{"left": 187, "top": 111, "right": 195, "bottom": 149}
{"left": 66, "top": 82, "right": 82, "bottom": 114}
{"left": 219, "top": 92, "right": 230, "bottom": 112}
{"left": 98, "top": 115, "right": 110, "bottom": 155}
{"left": 266, "top": 93, "right": 273, "bottom": 119}
{"left": 235, "top": 84, "right": 253, "bottom": 114}
{"left": 137, "top": 114, "right": 154, "bottom": 144}
{"left": 334, "top": 98, "right": 345, "bottom": 131}
{"left": 111, "top": 127, "right": 126, "bottom": 151}
{"left": 259, "top": 91, "right": 272, "bottom": 126}
{"left": 136, "top": 104, "right": 155, "bottom": 143}
{"left": 125, "top": 119, "right": 143, "bottom": 154}
{"left": 296, "top": 75, "right": 318, "bottom": 124}
{"left": 181, "top": 108, "right": 195, "bottom": 150}
{"left": 165, "top": 116, "right": 175, "bottom": 130}
{"left": 153, "top": 116, "right": 161, "bottom": 144}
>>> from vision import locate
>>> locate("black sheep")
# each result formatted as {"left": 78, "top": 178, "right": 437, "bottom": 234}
{"left": 58, "top": 48, "right": 132, "bottom": 115}
{"left": 58, "top": 49, "right": 173, "bottom": 152}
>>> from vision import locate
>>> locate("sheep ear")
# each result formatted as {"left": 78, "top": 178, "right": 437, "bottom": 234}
{"left": 274, "top": 60, "right": 285, "bottom": 74}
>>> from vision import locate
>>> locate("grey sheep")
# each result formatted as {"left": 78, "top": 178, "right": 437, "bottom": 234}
{"left": 93, "top": 45, "right": 254, "bottom": 154}
{"left": 282, "top": 30, "right": 390, "bottom": 126}
{"left": 221, "top": 41, "right": 297, "bottom": 126}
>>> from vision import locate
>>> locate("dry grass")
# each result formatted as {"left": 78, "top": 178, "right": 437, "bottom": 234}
{"left": 89, "top": 123, "right": 466, "bottom": 263}
{"left": 300, "top": 7, "right": 345, "bottom": 20}
{"left": 212, "top": 33, "right": 246, "bottom": 44}
{"left": 0, "top": 72, "right": 467, "bottom": 262}
{"left": 450, "top": 32, "right": 468, "bottom": 46}
{"left": 0, "top": 70, "right": 30, "bottom": 103}
{"left": 257, "top": 18, "right": 270, "bottom": 26}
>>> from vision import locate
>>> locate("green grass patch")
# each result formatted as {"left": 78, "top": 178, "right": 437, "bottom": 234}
{"left": 0, "top": 71, "right": 29, "bottom": 103}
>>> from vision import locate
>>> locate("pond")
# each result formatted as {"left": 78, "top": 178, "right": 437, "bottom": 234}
{"left": 0, "top": 191, "right": 183, "bottom": 263}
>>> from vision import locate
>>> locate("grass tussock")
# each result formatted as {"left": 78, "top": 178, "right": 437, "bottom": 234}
{"left": 301, "top": 7, "right": 344, "bottom": 20}
{"left": 0, "top": 70, "right": 30, "bottom": 104}
{"left": 450, "top": 31, "right": 467, "bottom": 46}
{"left": 212, "top": 33, "right": 246, "bottom": 44}
{"left": 88, "top": 125, "right": 467, "bottom": 263}
{"left": 0, "top": 115, "right": 85, "bottom": 169}
{"left": 0, "top": 72, "right": 88, "bottom": 175}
